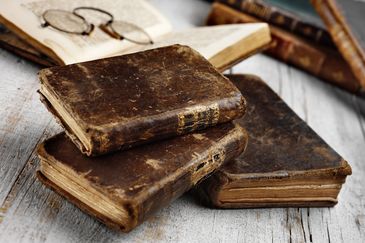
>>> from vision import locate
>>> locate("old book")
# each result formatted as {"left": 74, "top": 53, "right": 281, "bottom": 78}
{"left": 39, "top": 45, "right": 247, "bottom": 156}
{"left": 196, "top": 74, "right": 352, "bottom": 208}
{"left": 311, "top": 0, "right": 365, "bottom": 93}
{"left": 0, "top": 25, "right": 55, "bottom": 66}
{"left": 37, "top": 122, "right": 248, "bottom": 232}
{"left": 207, "top": 3, "right": 360, "bottom": 93}
{"left": 0, "top": 0, "right": 270, "bottom": 71}
{"left": 217, "top": 0, "right": 335, "bottom": 48}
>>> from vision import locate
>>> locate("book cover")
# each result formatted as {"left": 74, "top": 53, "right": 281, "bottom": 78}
{"left": 196, "top": 74, "right": 352, "bottom": 208}
{"left": 37, "top": 122, "right": 248, "bottom": 232}
{"left": 39, "top": 45, "right": 246, "bottom": 156}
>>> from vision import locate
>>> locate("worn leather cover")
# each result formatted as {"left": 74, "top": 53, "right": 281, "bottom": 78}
{"left": 207, "top": 3, "right": 361, "bottom": 94}
{"left": 217, "top": 0, "right": 335, "bottom": 48}
{"left": 37, "top": 122, "right": 248, "bottom": 232}
{"left": 196, "top": 74, "right": 352, "bottom": 208}
{"left": 38, "top": 45, "right": 246, "bottom": 156}
{"left": 311, "top": 0, "right": 365, "bottom": 93}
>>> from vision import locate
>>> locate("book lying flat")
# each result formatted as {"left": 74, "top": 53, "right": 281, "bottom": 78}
{"left": 0, "top": 0, "right": 271, "bottom": 71}
{"left": 196, "top": 74, "right": 352, "bottom": 208}
{"left": 39, "top": 45, "right": 247, "bottom": 156}
{"left": 207, "top": 2, "right": 361, "bottom": 94}
{"left": 311, "top": 0, "right": 365, "bottom": 93}
{"left": 217, "top": 0, "right": 335, "bottom": 48}
{"left": 37, "top": 122, "right": 248, "bottom": 232}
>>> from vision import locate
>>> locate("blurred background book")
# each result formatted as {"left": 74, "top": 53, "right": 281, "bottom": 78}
{"left": 206, "top": 0, "right": 365, "bottom": 96}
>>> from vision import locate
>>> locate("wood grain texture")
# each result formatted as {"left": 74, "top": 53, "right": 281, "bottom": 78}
{"left": 0, "top": 0, "right": 364, "bottom": 242}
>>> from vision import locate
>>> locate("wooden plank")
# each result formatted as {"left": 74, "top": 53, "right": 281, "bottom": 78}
{"left": 0, "top": 49, "right": 53, "bottom": 206}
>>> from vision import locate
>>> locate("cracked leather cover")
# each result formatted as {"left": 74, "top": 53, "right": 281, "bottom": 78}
{"left": 37, "top": 122, "right": 248, "bottom": 232}
{"left": 38, "top": 44, "right": 246, "bottom": 156}
{"left": 196, "top": 74, "right": 352, "bottom": 208}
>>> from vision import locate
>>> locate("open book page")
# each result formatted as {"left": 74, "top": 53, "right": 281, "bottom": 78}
{"left": 126, "top": 23, "right": 270, "bottom": 69}
{"left": 0, "top": 0, "right": 172, "bottom": 64}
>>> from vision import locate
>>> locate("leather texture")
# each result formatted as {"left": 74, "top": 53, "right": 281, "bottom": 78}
{"left": 38, "top": 44, "right": 246, "bottom": 156}
{"left": 37, "top": 122, "right": 248, "bottom": 232}
{"left": 196, "top": 74, "right": 352, "bottom": 208}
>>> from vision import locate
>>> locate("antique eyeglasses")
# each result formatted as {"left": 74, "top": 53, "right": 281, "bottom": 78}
{"left": 41, "top": 7, "right": 153, "bottom": 45}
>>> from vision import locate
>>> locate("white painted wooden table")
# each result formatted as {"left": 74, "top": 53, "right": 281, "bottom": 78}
{"left": 0, "top": 1, "right": 364, "bottom": 242}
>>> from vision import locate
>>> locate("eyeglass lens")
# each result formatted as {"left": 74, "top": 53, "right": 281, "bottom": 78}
{"left": 43, "top": 10, "right": 89, "bottom": 34}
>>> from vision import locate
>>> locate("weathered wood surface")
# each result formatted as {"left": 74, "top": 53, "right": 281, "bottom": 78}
{"left": 0, "top": 0, "right": 364, "bottom": 242}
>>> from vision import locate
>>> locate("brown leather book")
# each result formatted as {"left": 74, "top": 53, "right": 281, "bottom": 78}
{"left": 37, "top": 122, "right": 248, "bottom": 232}
{"left": 217, "top": 0, "right": 335, "bottom": 48}
{"left": 207, "top": 3, "right": 361, "bottom": 93}
{"left": 196, "top": 74, "right": 352, "bottom": 208}
{"left": 38, "top": 45, "right": 246, "bottom": 156}
{"left": 311, "top": 0, "right": 365, "bottom": 93}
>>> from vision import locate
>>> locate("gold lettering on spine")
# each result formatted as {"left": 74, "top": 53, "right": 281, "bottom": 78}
{"left": 177, "top": 103, "right": 219, "bottom": 134}
{"left": 191, "top": 148, "right": 226, "bottom": 185}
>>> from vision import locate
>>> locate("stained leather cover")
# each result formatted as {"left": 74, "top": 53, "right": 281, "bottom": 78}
{"left": 37, "top": 122, "right": 248, "bottom": 232}
{"left": 207, "top": 3, "right": 361, "bottom": 93}
{"left": 196, "top": 74, "right": 352, "bottom": 208}
{"left": 311, "top": 0, "right": 365, "bottom": 93}
{"left": 38, "top": 45, "right": 246, "bottom": 156}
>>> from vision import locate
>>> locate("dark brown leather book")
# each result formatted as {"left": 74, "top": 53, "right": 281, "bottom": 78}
{"left": 217, "top": 0, "right": 335, "bottom": 48}
{"left": 311, "top": 0, "right": 365, "bottom": 93}
{"left": 38, "top": 45, "right": 247, "bottom": 156}
{"left": 37, "top": 122, "right": 248, "bottom": 232}
{"left": 196, "top": 74, "right": 352, "bottom": 208}
{"left": 207, "top": 3, "right": 361, "bottom": 93}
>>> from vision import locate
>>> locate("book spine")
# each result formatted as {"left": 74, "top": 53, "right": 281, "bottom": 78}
{"left": 90, "top": 95, "right": 246, "bottom": 156}
{"left": 137, "top": 124, "right": 248, "bottom": 227}
{"left": 217, "top": 0, "right": 335, "bottom": 48}
{"left": 207, "top": 3, "right": 360, "bottom": 93}
{"left": 311, "top": 0, "right": 365, "bottom": 92}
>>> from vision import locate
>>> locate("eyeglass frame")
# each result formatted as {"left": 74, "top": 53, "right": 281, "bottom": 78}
{"left": 41, "top": 6, "right": 154, "bottom": 45}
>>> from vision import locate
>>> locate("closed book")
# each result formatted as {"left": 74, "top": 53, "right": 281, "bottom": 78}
{"left": 311, "top": 0, "right": 365, "bottom": 93}
{"left": 207, "top": 3, "right": 360, "bottom": 93}
{"left": 38, "top": 45, "right": 246, "bottom": 156}
{"left": 37, "top": 122, "right": 248, "bottom": 232}
{"left": 196, "top": 74, "right": 352, "bottom": 208}
{"left": 217, "top": 0, "right": 335, "bottom": 48}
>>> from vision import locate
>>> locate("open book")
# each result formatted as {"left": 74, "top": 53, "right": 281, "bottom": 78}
{"left": 0, "top": 0, "right": 270, "bottom": 70}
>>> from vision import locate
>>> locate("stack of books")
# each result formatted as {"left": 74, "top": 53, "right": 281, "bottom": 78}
{"left": 206, "top": 0, "right": 365, "bottom": 95}
{"left": 0, "top": 0, "right": 353, "bottom": 233}
{"left": 36, "top": 45, "right": 351, "bottom": 232}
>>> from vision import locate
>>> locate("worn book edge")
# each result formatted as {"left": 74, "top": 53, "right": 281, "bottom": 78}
{"left": 38, "top": 45, "right": 247, "bottom": 156}
{"left": 37, "top": 124, "right": 248, "bottom": 231}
